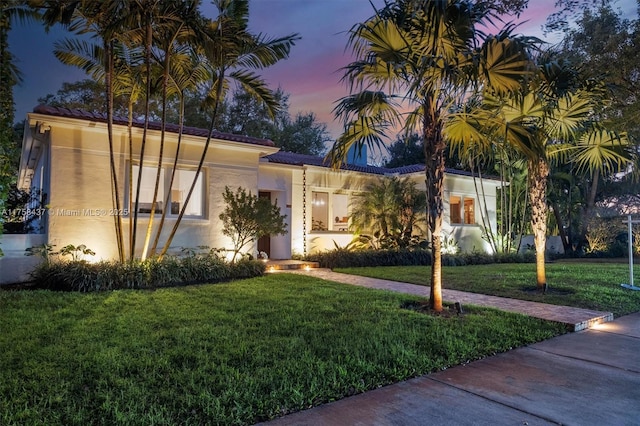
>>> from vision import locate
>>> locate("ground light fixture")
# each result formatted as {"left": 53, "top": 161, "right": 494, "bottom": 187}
{"left": 620, "top": 215, "right": 640, "bottom": 291}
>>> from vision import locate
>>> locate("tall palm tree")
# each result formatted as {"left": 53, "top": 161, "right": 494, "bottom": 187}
{"left": 149, "top": 47, "right": 211, "bottom": 256}
{"left": 447, "top": 52, "right": 633, "bottom": 289}
{"left": 158, "top": 0, "right": 299, "bottom": 257}
{"left": 330, "top": 0, "right": 533, "bottom": 311}
{"left": 136, "top": 0, "right": 202, "bottom": 260}
{"left": 39, "top": 0, "right": 137, "bottom": 261}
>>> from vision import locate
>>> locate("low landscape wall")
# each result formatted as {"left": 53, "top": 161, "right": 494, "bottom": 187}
{"left": 0, "top": 234, "right": 46, "bottom": 284}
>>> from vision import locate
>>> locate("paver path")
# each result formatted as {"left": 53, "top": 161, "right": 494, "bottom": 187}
{"left": 280, "top": 268, "right": 613, "bottom": 331}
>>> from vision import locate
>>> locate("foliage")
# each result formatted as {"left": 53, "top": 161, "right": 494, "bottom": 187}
{"left": 37, "top": 79, "right": 131, "bottom": 116}
{"left": 219, "top": 186, "right": 287, "bottom": 262}
{"left": 329, "top": 0, "right": 534, "bottom": 311}
{"left": 440, "top": 232, "right": 460, "bottom": 255}
{"left": 58, "top": 243, "right": 96, "bottom": 261}
{"left": 304, "top": 247, "right": 534, "bottom": 270}
{"left": 584, "top": 216, "right": 624, "bottom": 254}
{"left": 27, "top": 246, "right": 265, "bottom": 292}
{"left": 24, "top": 243, "right": 57, "bottom": 265}
{"left": 383, "top": 133, "right": 424, "bottom": 168}
{"left": 36, "top": 0, "right": 299, "bottom": 261}
{"left": 349, "top": 176, "right": 426, "bottom": 249}
{"left": 447, "top": 47, "right": 634, "bottom": 288}
{"left": 337, "top": 262, "right": 640, "bottom": 317}
{"left": 549, "top": 4, "right": 640, "bottom": 253}
{"left": 1, "top": 185, "right": 45, "bottom": 234}
{"left": 306, "top": 248, "right": 430, "bottom": 269}
{"left": 1, "top": 2, "right": 39, "bottom": 255}
{"left": 0, "top": 274, "right": 565, "bottom": 424}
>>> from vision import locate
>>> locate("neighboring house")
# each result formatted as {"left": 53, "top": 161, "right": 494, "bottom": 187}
{"left": 5, "top": 105, "right": 501, "bottom": 280}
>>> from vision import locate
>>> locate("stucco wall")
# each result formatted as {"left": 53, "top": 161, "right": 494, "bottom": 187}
{"left": 0, "top": 234, "right": 46, "bottom": 284}
{"left": 30, "top": 114, "right": 273, "bottom": 260}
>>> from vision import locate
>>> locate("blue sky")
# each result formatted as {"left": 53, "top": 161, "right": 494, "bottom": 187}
{"left": 9, "top": 0, "right": 637, "bottom": 138}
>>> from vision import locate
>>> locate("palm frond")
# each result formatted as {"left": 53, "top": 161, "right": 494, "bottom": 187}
{"left": 571, "top": 128, "right": 632, "bottom": 175}
{"left": 229, "top": 69, "right": 279, "bottom": 119}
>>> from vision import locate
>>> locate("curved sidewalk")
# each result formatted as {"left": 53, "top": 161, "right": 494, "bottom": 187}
{"left": 282, "top": 269, "right": 613, "bottom": 331}
{"left": 262, "top": 312, "right": 640, "bottom": 426}
{"left": 263, "top": 269, "right": 639, "bottom": 425}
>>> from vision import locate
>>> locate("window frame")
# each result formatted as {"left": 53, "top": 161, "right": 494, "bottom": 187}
{"left": 127, "top": 163, "right": 206, "bottom": 219}
{"left": 449, "top": 194, "right": 475, "bottom": 226}
{"left": 310, "top": 190, "right": 350, "bottom": 233}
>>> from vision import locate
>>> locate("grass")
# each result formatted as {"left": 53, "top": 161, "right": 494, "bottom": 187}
{"left": 335, "top": 261, "right": 640, "bottom": 316}
{"left": 0, "top": 274, "right": 566, "bottom": 425}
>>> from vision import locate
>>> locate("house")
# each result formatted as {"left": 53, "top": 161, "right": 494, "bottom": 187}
{"left": 2, "top": 105, "right": 502, "bottom": 283}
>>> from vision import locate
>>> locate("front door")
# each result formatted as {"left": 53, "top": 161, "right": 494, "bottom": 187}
{"left": 257, "top": 191, "right": 271, "bottom": 257}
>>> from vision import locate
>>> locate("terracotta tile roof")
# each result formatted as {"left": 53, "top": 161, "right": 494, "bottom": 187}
{"left": 32, "top": 105, "right": 499, "bottom": 180}
{"left": 264, "top": 151, "right": 492, "bottom": 179}
{"left": 32, "top": 104, "right": 276, "bottom": 147}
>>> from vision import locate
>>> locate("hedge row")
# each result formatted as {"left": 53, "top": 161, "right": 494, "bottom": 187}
{"left": 304, "top": 249, "right": 535, "bottom": 269}
{"left": 30, "top": 256, "right": 265, "bottom": 292}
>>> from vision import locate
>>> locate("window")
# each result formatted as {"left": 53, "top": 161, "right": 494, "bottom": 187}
{"left": 133, "top": 165, "right": 164, "bottom": 213}
{"left": 450, "top": 195, "right": 474, "bottom": 225}
{"left": 464, "top": 197, "right": 475, "bottom": 224}
{"left": 450, "top": 196, "right": 461, "bottom": 224}
{"left": 130, "top": 165, "right": 204, "bottom": 217}
{"left": 171, "top": 169, "right": 204, "bottom": 216}
{"left": 311, "top": 191, "right": 328, "bottom": 230}
{"left": 311, "top": 191, "right": 350, "bottom": 232}
{"left": 332, "top": 193, "right": 349, "bottom": 231}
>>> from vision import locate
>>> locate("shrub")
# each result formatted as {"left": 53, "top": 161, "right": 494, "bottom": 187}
{"left": 305, "top": 248, "right": 535, "bottom": 269}
{"left": 585, "top": 216, "right": 625, "bottom": 254}
{"left": 305, "top": 248, "right": 430, "bottom": 269}
{"left": 29, "top": 249, "right": 265, "bottom": 292}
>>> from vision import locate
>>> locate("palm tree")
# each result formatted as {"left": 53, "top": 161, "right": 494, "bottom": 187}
{"left": 447, "top": 52, "right": 633, "bottom": 289}
{"left": 149, "top": 47, "right": 211, "bottom": 256}
{"left": 350, "top": 176, "right": 426, "bottom": 248}
{"left": 39, "top": 0, "right": 139, "bottom": 261}
{"left": 158, "top": 0, "right": 299, "bottom": 257}
{"left": 136, "top": 0, "right": 202, "bottom": 260}
{"left": 330, "top": 0, "right": 533, "bottom": 311}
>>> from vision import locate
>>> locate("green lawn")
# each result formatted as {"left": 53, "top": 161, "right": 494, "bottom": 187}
{"left": 0, "top": 274, "right": 565, "bottom": 425}
{"left": 335, "top": 261, "right": 640, "bottom": 316}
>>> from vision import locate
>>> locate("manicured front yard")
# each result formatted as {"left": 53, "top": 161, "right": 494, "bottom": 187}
{"left": 1, "top": 274, "right": 565, "bottom": 425}
{"left": 335, "top": 262, "right": 640, "bottom": 316}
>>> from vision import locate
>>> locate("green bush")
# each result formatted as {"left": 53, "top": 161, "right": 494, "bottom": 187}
{"left": 29, "top": 252, "right": 265, "bottom": 292}
{"left": 305, "top": 248, "right": 430, "bottom": 269}
{"left": 305, "top": 248, "right": 535, "bottom": 269}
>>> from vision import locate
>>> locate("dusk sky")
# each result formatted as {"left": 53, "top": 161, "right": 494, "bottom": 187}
{"left": 9, "top": 0, "right": 638, "bottom": 139}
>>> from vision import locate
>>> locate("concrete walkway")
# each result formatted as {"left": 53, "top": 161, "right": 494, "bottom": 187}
{"left": 281, "top": 268, "right": 613, "bottom": 331}
{"left": 261, "top": 269, "right": 640, "bottom": 425}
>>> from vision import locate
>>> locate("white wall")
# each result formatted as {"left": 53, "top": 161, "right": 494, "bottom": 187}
{"left": 0, "top": 234, "right": 47, "bottom": 284}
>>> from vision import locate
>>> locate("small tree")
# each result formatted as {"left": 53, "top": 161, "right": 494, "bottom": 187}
{"left": 219, "top": 186, "right": 287, "bottom": 263}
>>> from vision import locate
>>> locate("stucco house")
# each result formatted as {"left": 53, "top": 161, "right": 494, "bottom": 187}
{"left": 2, "top": 105, "right": 501, "bottom": 282}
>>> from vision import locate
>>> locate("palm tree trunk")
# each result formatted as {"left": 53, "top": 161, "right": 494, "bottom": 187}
{"left": 424, "top": 97, "right": 444, "bottom": 312}
{"left": 159, "top": 69, "right": 226, "bottom": 258}
{"left": 105, "top": 39, "right": 125, "bottom": 262}
{"left": 151, "top": 92, "right": 186, "bottom": 255}
{"left": 528, "top": 157, "right": 549, "bottom": 289}
{"left": 132, "top": 13, "right": 153, "bottom": 260}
